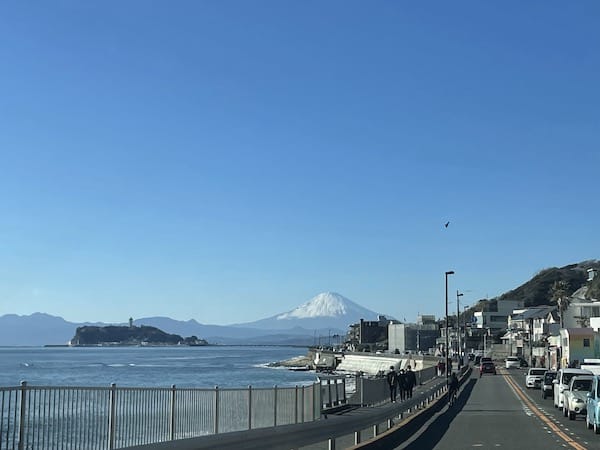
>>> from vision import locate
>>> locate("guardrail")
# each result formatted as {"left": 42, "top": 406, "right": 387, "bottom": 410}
{"left": 122, "top": 371, "right": 454, "bottom": 450}
{"left": 348, "top": 365, "right": 438, "bottom": 407}
{"left": 0, "top": 381, "right": 323, "bottom": 450}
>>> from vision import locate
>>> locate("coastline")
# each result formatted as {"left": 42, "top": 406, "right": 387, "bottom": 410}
{"left": 268, "top": 354, "right": 314, "bottom": 369}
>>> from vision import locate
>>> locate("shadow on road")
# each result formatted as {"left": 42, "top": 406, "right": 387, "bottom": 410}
{"left": 400, "top": 378, "right": 477, "bottom": 450}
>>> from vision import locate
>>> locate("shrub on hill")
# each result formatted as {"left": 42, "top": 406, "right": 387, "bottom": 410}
{"left": 73, "top": 325, "right": 184, "bottom": 345}
{"left": 496, "top": 260, "right": 600, "bottom": 308}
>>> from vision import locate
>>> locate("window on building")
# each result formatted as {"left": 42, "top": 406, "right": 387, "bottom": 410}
{"left": 584, "top": 338, "right": 591, "bottom": 347}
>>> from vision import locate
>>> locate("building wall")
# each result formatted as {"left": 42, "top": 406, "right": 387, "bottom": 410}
{"left": 475, "top": 300, "right": 525, "bottom": 330}
{"left": 560, "top": 329, "right": 599, "bottom": 367}
{"left": 388, "top": 323, "right": 438, "bottom": 353}
{"left": 563, "top": 302, "right": 600, "bottom": 328}
{"left": 359, "top": 319, "right": 387, "bottom": 344}
{"left": 388, "top": 323, "right": 406, "bottom": 353}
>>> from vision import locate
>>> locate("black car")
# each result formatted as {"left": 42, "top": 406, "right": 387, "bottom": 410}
{"left": 541, "top": 370, "right": 557, "bottom": 399}
{"left": 480, "top": 361, "right": 497, "bottom": 376}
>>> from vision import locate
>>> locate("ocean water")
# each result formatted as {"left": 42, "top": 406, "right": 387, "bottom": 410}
{"left": 0, "top": 345, "right": 317, "bottom": 388}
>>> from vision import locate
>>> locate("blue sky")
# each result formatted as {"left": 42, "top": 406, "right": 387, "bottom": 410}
{"left": 1, "top": 1, "right": 598, "bottom": 325}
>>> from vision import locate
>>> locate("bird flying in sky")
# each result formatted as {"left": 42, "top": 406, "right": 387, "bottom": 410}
{"left": 444, "top": 221, "right": 450, "bottom": 228}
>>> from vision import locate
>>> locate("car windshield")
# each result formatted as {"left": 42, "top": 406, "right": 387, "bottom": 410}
{"left": 529, "top": 369, "right": 546, "bottom": 376}
{"left": 545, "top": 372, "right": 556, "bottom": 382}
{"left": 571, "top": 379, "right": 592, "bottom": 391}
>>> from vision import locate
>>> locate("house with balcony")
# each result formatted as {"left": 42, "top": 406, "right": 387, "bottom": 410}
{"left": 502, "top": 305, "right": 557, "bottom": 357}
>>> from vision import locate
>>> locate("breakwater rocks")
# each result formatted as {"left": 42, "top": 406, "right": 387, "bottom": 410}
{"left": 268, "top": 355, "right": 315, "bottom": 370}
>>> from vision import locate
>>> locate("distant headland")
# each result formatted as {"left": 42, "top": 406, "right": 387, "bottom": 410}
{"left": 70, "top": 319, "right": 208, "bottom": 347}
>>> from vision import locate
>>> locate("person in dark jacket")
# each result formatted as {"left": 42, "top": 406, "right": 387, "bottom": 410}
{"left": 405, "top": 365, "right": 417, "bottom": 398}
{"left": 386, "top": 366, "right": 398, "bottom": 402}
{"left": 449, "top": 372, "right": 459, "bottom": 406}
{"left": 398, "top": 369, "right": 407, "bottom": 401}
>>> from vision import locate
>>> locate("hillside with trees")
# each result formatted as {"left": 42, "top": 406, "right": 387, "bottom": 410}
{"left": 71, "top": 325, "right": 207, "bottom": 346}
{"left": 473, "top": 260, "right": 600, "bottom": 312}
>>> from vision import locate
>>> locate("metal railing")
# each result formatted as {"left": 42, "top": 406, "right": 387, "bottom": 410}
{"left": 0, "top": 381, "right": 323, "bottom": 450}
{"left": 348, "top": 365, "right": 438, "bottom": 407}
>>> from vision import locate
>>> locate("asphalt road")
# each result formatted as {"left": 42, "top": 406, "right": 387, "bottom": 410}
{"left": 393, "top": 364, "right": 599, "bottom": 450}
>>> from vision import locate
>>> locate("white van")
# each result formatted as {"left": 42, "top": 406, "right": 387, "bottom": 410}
{"left": 553, "top": 368, "right": 593, "bottom": 411}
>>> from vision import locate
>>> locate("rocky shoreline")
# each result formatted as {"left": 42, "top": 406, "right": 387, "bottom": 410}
{"left": 268, "top": 355, "right": 315, "bottom": 369}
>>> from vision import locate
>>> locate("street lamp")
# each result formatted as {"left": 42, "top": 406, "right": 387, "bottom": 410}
{"left": 463, "top": 305, "right": 469, "bottom": 363}
{"left": 445, "top": 270, "right": 454, "bottom": 386}
{"left": 456, "top": 291, "right": 463, "bottom": 368}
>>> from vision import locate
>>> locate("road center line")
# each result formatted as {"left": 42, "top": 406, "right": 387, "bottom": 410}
{"left": 501, "top": 370, "right": 588, "bottom": 450}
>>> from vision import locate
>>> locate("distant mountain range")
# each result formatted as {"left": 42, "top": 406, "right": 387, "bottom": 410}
{"left": 0, "top": 292, "right": 384, "bottom": 346}
{"left": 6, "top": 259, "right": 596, "bottom": 347}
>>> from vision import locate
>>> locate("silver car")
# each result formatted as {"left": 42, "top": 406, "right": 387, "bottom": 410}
{"left": 525, "top": 368, "right": 546, "bottom": 389}
{"left": 505, "top": 356, "right": 520, "bottom": 369}
{"left": 564, "top": 375, "right": 593, "bottom": 420}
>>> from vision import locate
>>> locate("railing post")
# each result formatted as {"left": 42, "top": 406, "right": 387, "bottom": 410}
{"left": 273, "top": 385, "right": 278, "bottom": 427}
{"left": 328, "top": 437, "right": 336, "bottom": 450}
{"left": 300, "top": 386, "right": 305, "bottom": 422}
{"left": 18, "top": 381, "right": 27, "bottom": 450}
{"left": 169, "top": 385, "right": 176, "bottom": 441}
{"left": 248, "top": 386, "right": 252, "bottom": 430}
{"left": 327, "top": 379, "right": 332, "bottom": 407}
{"left": 108, "top": 383, "right": 117, "bottom": 450}
{"left": 214, "top": 386, "right": 219, "bottom": 435}
{"left": 354, "top": 430, "right": 361, "bottom": 445}
{"left": 314, "top": 381, "right": 319, "bottom": 419}
{"left": 373, "top": 424, "right": 378, "bottom": 437}
{"left": 294, "top": 386, "right": 299, "bottom": 424}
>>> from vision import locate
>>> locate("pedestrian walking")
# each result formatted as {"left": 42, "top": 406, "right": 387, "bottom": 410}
{"left": 405, "top": 365, "right": 417, "bottom": 398}
{"left": 386, "top": 366, "right": 398, "bottom": 403}
{"left": 398, "top": 369, "right": 407, "bottom": 401}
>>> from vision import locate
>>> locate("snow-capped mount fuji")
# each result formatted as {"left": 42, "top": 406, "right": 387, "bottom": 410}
{"left": 233, "top": 292, "right": 385, "bottom": 332}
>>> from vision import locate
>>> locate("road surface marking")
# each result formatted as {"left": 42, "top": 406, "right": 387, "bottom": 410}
{"left": 502, "top": 371, "right": 588, "bottom": 450}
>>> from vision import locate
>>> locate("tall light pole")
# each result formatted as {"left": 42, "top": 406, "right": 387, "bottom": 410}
{"left": 456, "top": 291, "right": 463, "bottom": 368}
{"left": 463, "top": 305, "right": 469, "bottom": 363}
{"left": 445, "top": 270, "right": 454, "bottom": 385}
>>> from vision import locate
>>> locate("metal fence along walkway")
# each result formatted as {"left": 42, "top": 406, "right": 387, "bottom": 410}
{"left": 0, "top": 380, "right": 331, "bottom": 450}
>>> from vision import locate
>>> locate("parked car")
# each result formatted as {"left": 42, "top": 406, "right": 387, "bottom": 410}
{"left": 506, "top": 356, "right": 520, "bottom": 369}
{"left": 553, "top": 368, "right": 593, "bottom": 411}
{"left": 542, "top": 370, "right": 557, "bottom": 399}
{"left": 586, "top": 375, "right": 600, "bottom": 433}
{"left": 525, "top": 368, "right": 546, "bottom": 389}
{"left": 480, "top": 361, "right": 496, "bottom": 376}
{"left": 563, "top": 375, "right": 593, "bottom": 420}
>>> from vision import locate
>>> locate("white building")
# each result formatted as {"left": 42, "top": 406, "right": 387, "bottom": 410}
{"left": 473, "top": 300, "right": 523, "bottom": 331}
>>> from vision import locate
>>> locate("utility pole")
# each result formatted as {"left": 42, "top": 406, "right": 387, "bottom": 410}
{"left": 457, "top": 291, "right": 463, "bottom": 368}
{"left": 445, "top": 271, "right": 455, "bottom": 386}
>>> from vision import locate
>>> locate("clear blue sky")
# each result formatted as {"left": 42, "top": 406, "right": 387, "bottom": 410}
{"left": 1, "top": 1, "right": 598, "bottom": 325}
